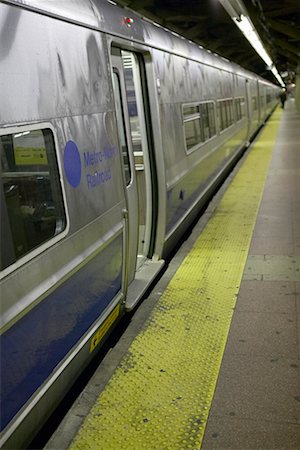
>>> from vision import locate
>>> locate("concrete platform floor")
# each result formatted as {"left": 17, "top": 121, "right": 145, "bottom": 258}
{"left": 201, "top": 99, "right": 300, "bottom": 449}
{"left": 45, "top": 100, "right": 300, "bottom": 450}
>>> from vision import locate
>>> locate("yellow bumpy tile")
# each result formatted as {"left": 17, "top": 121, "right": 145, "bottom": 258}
{"left": 70, "top": 109, "right": 282, "bottom": 450}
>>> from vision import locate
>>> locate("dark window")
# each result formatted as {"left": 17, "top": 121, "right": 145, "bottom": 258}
{"left": 183, "top": 105, "right": 200, "bottom": 118}
{"left": 217, "top": 99, "right": 235, "bottom": 131}
{"left": 1, "top": 128, "right": 66, "bottom": 270}
{"left": 235, "top": 97, "right": 246, "bottom": 120}
{"left": 184, "top": 117, "right": 202, "bottom": 150}
{"left": 252, "top": 96, "right": 258, "bottom": 111}
{"left": 200, "top": 103, "right": 210, "bottom": 141}
{"left": 235, "top": 98, "right": 241, "bottom": 120}
{"left": 207, "top": 102, "right": 216, "bottom": 137}
{"left": 219, "top": 101, "right": 227, "bottom": 130}
{"left": 183, "top": 101, "right": 216, "bottom": 153}
{"left": 112, "top": 71, "right": 131, "bottom": 186}
{"left": 121, "top": 51, "right": 146, "bottom": 156}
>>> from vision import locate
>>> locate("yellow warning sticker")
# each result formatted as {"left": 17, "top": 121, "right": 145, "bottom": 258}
{"left": 89, "top": 304, "right": 120, "bottom": 353}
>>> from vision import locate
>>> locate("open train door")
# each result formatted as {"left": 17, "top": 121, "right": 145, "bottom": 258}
{"left": 111, "top": 47, "right": 163, "bottom": 310}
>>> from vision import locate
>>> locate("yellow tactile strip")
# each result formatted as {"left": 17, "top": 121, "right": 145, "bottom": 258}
{"left": 70, "top": 109, "right": 282, "bottom": 450}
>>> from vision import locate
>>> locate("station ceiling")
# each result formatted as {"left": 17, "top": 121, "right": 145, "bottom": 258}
{"left": 115, "top": 0, "right": 300, "bottom": 85}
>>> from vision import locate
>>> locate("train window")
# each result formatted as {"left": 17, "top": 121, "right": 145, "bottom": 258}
{"left": 235, "top": 97, "right": 246, "bottom": 121}
{"left": 217, "top": 99, "right": 235, "bottom": 131}
{"left": 183, "top": 105, "right": 199, "bottom": 118}
{"left": 218, "top": 100, "right": 226, "bottom": 131}
{"left": 183, "top": 102, "right": 216, "bottom": 153}
{"left": 241, "top": 98, "right": 246, "bottom": 117}
{"left": 184, "top": 116, "right": 202, "bottom": 150}
{"left": 0, "top": 128, "right": 66, "bottom": 270}
{"left": 121, "top": 51, "right": 144, "bottom": 155}
{"left": 219, "top": 102, "right": 226, "bottom": 131}
{"left": 207, "top": 103, "right": 216, "bottom": 137}
{"left": 200, "top": 104, "right": 210, "bottom": 141}
{"left": 183, "top": 104, "right": 201, "bottom": 151}
{"left": 235, "top": 99, "right": 241, "bottom": 120}
{"left": 112, "top": 71, "right": 131, "bottom": 185}
{"left": 252, "top": 97, "right": 258, "bottom": 111}
{"left": 227, "top": 100, "right": 234, "bottom": 127}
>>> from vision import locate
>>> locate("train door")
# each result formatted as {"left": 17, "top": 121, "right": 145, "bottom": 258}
{"left": 111, "top": 47, "right": 162, "bottom": 308}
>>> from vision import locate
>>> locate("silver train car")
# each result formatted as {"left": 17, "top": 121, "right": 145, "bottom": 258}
{"left": 0, "top": 0, "right": 279, "bottom": 448}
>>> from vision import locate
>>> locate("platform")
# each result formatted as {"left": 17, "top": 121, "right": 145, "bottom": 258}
{"left": 45, "top": 99, "right": 300, "bottom": 450}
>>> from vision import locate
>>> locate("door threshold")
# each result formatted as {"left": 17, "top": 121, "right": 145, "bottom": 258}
{"left": 125, "top": 259, "right": 165, "bottom": 311}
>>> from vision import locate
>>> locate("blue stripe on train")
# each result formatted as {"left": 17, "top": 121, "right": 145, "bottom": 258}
{"left": 0, "top": 235, "right": 122, "bottom": 431}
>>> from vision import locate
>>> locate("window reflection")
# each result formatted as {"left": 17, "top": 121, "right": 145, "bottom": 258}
{"left": 1, "top": 129, "right": 66, "bottom": 269}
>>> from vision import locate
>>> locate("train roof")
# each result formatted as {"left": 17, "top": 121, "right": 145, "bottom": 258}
{"left": 4, "top": 0, "right": 277, "bottom": 87}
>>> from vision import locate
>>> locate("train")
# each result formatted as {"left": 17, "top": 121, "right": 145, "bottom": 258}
{"left": 0, "top": 0, "right": 280, "bottom": 448}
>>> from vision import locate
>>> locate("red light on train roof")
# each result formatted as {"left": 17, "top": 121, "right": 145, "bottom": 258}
{"left": 123, "top": 17, "right": 134, "bottom": 27}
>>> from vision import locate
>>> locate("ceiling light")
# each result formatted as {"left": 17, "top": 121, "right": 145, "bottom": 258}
{"left": 233, "top": 15, "right": 272, "bottom": 66}
{"left": 233, "top": 15, "right": 284, "bottom": 86}
{"left": 219, "top": 1, "right": 285, "bottom": 86}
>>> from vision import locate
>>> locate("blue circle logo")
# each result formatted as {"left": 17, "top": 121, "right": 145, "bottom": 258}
{"left": 64, "top": 140, "right": 81, "bottom": 188}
